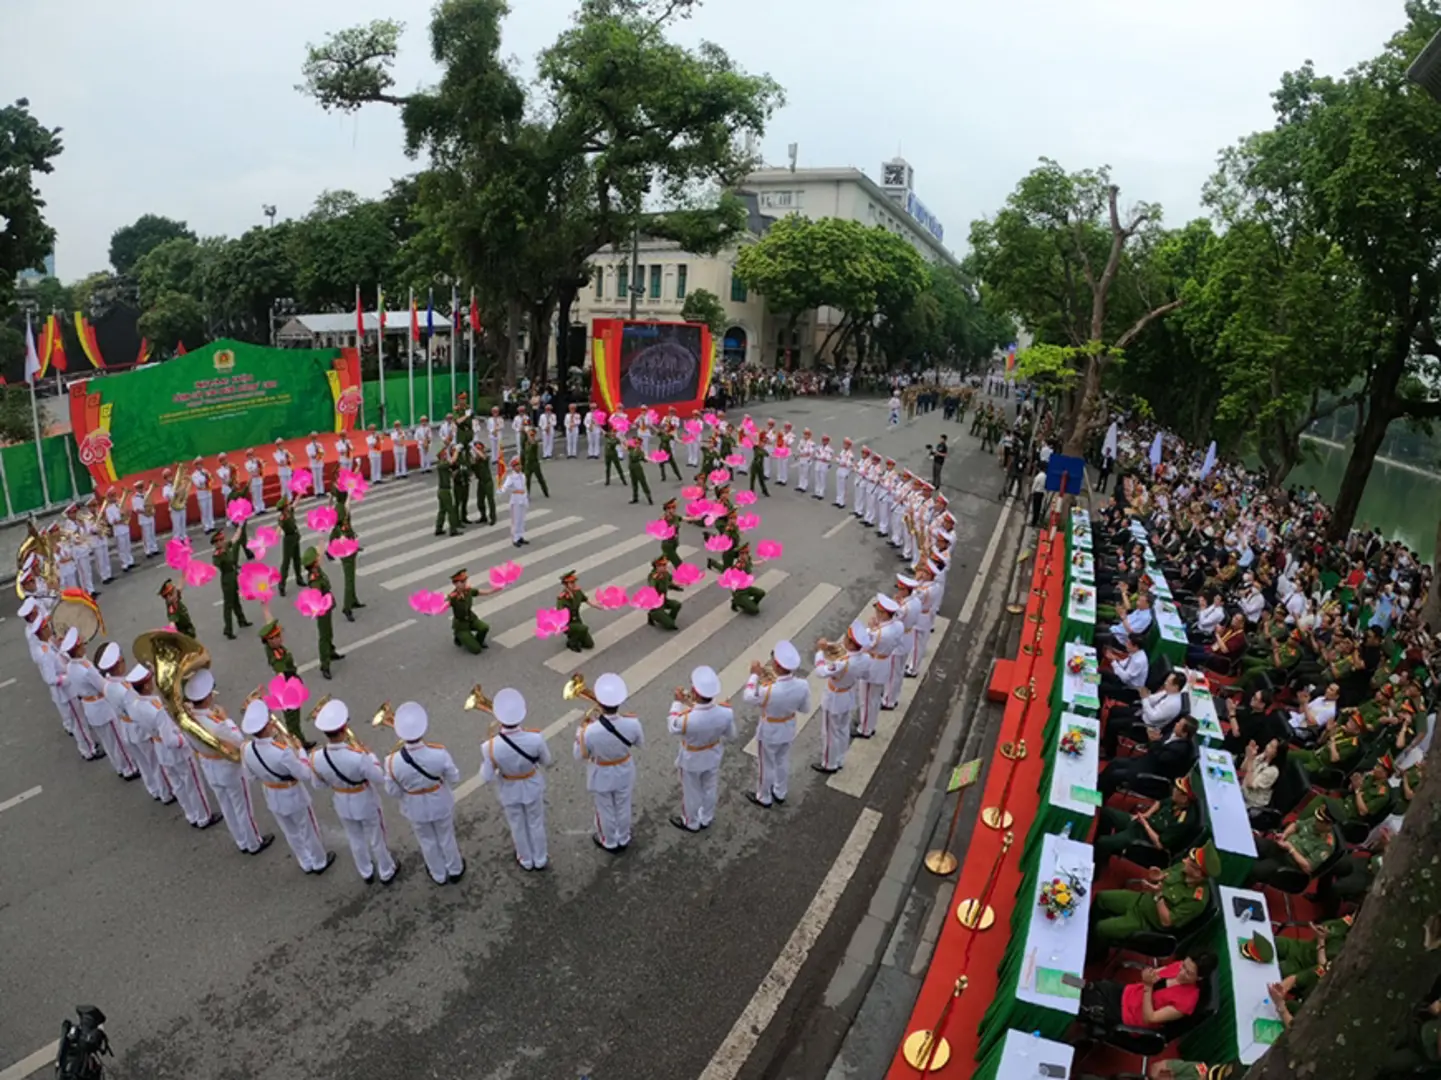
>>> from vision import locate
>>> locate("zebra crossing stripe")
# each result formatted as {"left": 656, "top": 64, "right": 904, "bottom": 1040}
{"left": 469, "top": 530, "right": 652, "bottom": 621}
{"left": 358, "top": 508, "right": 560, "bottom": 562}
{"left": 295, "top": 619, "right": 417, "bottom": 675}
{"left": 374, "top": 517, "right": 592, "bottom": 591}
{"left": 347, "top": 491, "right": 441, "bottom": 526}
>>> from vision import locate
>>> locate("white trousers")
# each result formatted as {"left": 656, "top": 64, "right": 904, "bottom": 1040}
{"left": 198, "top": 496, "right": 215, "bottom": 534}
{"left": 420, "top": 443, "right": 433, "bottom": 471}
{"left": 169, "top": 510, "right": 184, "bottom": 543}
{"left": 820, "top": 707, "right": 852, "bottom": 771}
{"left": 369, "top": 452, "right": 383, "bottom": 481}
{"left": 542, "top": 431, "right": 554, "bottom": 458}
{"left": 207, "top": 774, "right": 264, "bottom": 852}
{"left": 679, "top": 766, "right": 719, "bottom": 830}
{"left": 755, "top": 739, "right": 793, "bottom": 803}
{"left": 501, "top": 798, "right": 548, "bottom": 869}
{"left": 162, "top": 755, "right": 213, "bottom": 826}
{"left": 910, "top": 623, "right": 931, "bottom": 674}
{"left": 394, "top": 447, "right": 408, "bottom": 477}
{"left": 94, "top": 539, "right": 111, "bottom": 581}
{"left": 796, "top": 461, "right": 811, "bottom": 491}
{"left": 273, "top": 806, "right": 329, "bottom": 872}
{"left": 510, "top": 500, "right": 527, "bottom": 543}
{"left": 89, "top": 720, "right": 136, "bottom": 777}
{"left": 587, "top": 430, "right": 602, "bottom": 458}
{"left": 278, "top": 468, "right": 292, "bottom": 495}
{"left": 490, "top": 434, "right": 502, "bottom": 461}
{"left": 310, "top": 463, "right": 324, "bottom": 493}
{"left": 115, "top": 528, "right": 134, "bottom": 569}
{"left": 123, "top": 734, "right": 169, "bottom": 800}
{"left": 250, "top": 477, "right": 265, "bottom": 509}
{"left": 74, "top": 551, "right": 94, "bottom": 594}
{"left": 341, "top": 811, "right": 397, "bottom": 881}
{"left": 813, "top": 464, "right": 828, "bottom": 498}
{"left": 884, "top": 650, "right": 906, "bottom": 708}
{"left": 777, "top": 458, "right": 790, "bottom": 485}
{"left": 566, "top": 430, "right": 579, "bottom": 457}
{"left": 139, "top": 519, "right": 158, "bottom": 555}
{"left": 858, "top": 681, "right": 886, "bottom": 737}
{"left": 591, "top": 787, "right": 634, "bottom": 849}
{"left": 411, "top": 814, "right": 463, "bottom": 882}
{"left": 686, "top": 441, "right": 700, "bottom": 467}
{"left": 65, "top": 699, "right": 98, "bottom": 756}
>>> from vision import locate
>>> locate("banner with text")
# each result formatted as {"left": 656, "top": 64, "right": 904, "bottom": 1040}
{"left": 67, "top": 339, "right": 362, "bottom": 487}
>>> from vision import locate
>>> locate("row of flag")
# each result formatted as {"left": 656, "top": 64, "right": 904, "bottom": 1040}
{"left": 24, "top": 312, "right": 113, "bottom": 382}
{"left": 354, "top": 287, "right": 483, "bottom": 344}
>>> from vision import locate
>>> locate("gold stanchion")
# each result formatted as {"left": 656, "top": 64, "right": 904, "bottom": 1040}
{"left": 980, "top": 806, "right": 1014, "bottom": 829}
{"left": 923, "top": 746, "right": 977, "bottom": 875}
{"left": 955, "top": 832, "right": 1014, "bottom": 931}
{"left": 1026, "top": 611, "right": 1045, "bottom": 624}
{"left": 1000, "top": 738, "right": 1027, "bottom": 761}
{"left": 902, "top": 977, "right": 968, "bottom": 1072}
{"left": 1011, "top": 683, "right": 1030, "bottom": 701}
{"left": 1006, "top": 603, "right": 1025, "bottom": 615}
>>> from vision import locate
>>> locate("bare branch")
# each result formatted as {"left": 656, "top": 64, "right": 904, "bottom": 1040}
{"left": 1114, "top": 298, "right": 1184, "bottom": 350}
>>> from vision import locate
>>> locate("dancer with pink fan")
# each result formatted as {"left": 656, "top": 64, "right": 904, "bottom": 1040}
{"left": 644, "top": 556, "right": 683, "bottom": 631}
{"left": 259, "top": 618, "right": 312, "bottom": 746}
{"left": 212, "top": 522, "right": 255, "bottom": 640}
{"left": 448, "top": 568, "right": 500, "bottom": 654}
{"left": 556, "top": 570, "right": 594, "bottom": 652}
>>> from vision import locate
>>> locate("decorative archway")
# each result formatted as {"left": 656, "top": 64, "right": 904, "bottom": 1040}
{"left": 722, "top": 326, "right": 748, "bottom": 367}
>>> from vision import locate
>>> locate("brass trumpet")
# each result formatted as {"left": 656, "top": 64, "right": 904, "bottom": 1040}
{"left": 371, "top": 700, "right": 396, "bottom": 729}
{"left": 564, "top": 672, "right": 602, "bottom": 723}
{"left": 465, "top": 683, "right": 500, "bottom": 738}
{"left": 673, "top": 685, "right": 699, "bottom": 706}
{"left": 817, "top": 637, "right": 848, "bottom": 661}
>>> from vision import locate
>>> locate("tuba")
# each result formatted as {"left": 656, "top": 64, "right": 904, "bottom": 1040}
{"left": 169, "top": 464, "right": 192, "bottom": 511}
{"left": 133, "top": 629, "right": 240, "bottom": 764}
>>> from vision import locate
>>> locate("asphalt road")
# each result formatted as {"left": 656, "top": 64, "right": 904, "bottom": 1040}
{"left": 0, "top": 395, "right": 1008, "bottom": 1080}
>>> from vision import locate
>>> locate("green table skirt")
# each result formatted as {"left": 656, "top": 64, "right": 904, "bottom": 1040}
{"left": 1151, "top": 633, "right": 1188, "bottom": 667}
{"left": 1022, "top": 800, "right": 1092, "bottom": 859}
{"left": 1061, "top": 616, "right": 1095, "bottom": 647}
{"left": 1219, "top": 848, "right": 1253, "bottom": 888}
{"left": 1180, "top": 921, "right": 1248, "bottom": 1062}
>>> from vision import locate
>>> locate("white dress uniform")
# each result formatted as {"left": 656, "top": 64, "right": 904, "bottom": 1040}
{"left": 133, "top": 490, "right": 159, "bottom": 555}
{"left": 217, "top": 460, "right": 234, "bottom": 503}
{"left": 685, "top": 425, "right": 701, "bottom": 469}
{"left": 391, "top": 425, "right": 410, "bottom": 477}
{"left": 306, "top": 439, "right": 325, "bottom": 493}
{"left": 742, "top": 641, "right": 812, "bottom": 806}
{"left": 384, "top": 702, "right": 464, "bottom": 884}
{"left": 891, "top": 584, "right": 922, "bottom": 706}
{"left": 564, "top": 409, "right": 581, "bottom": 457}
{"left": 583, "top": 410, "right": 601, "bottom": 458}
{"left": 183, "top": 672, "right": 268, "bottom": 853}
{"left": 511, "top": 412, "right": 528, "bottom": 458}
{"left": 438, "top": 418, "right": 456, "bottom": 447}
{"left": 813, "top": 442, "right": 832, "bottom": 500}
{"left": 84, "top": 513, "right": 111, "bottom": 583}
{"left": 910, "top": 579, "right": 937, "bottom": 675}
{"left": 479, "top": 688, "right": 554, "bottom": 870}
{"left": 366, "top": 432, "right": 383, "bottom": 481}
{"left": 762, "top": 427, "right": 775, "bottom": 480}
{"left": 66, "top": 643, "right": 137, "bottom": 778}
{"left": 310, "top": 703, "right": 397, "bottom": 883}
{"left": 796, "top": 438, "right": 814, "bottom": 492}
{"left": 488, "top": 412, "right": 506, "bottom": 461}
{"left": 126, "top": 673, "right": 214, "bottom": 826}
{"left": 667, "top": 666, "right": 736, "bottom": 831}
{"left": 241, "top": 702, "right": 331, "bottom": 873}
{"left": 501, "top": 469, "right": 528, "bottom": 543}
{"left": 775, "top": 430, "right": 793, "bottom": 486}
{"left": 161, "top": 483, "right": 182, "bottom": 544}
{"left": 413, "top": 423, "right": 433, "bottom": 471}
{"left": 864, "top": 461, "right": 880, "bottom": 525}
{"left": 335, "top": 437, "right": 354, "bottom": 476}
{"left": 35, "top": 630, "right": 96, "bottom": 755}
{"left": 105, "top": 498, "right": 133, "bottom": 570}
{"left": 273, "top": 446, "right": 293, "bottom": 496}
{"left": 813, "top": 626, "right": 875, "bottom": 773}
{"left": 245, "top": 456, "right": 264, "bottom": 509}
{"left": 539, "top": 409, "right": 557, "bottom": 457}
{"left": 67, "top": 528, "right": 94, "bottom": 593}
{"left": 860, "top": 600, "right": 904, "bottom": 736}
{"left": 834, "top": 447, "right": 852, "bottom": 508}
{"left": 191, "top": 467, "right": 215, "bottom": 533}
{"left": 103, "top": 654, "right": 170, "bottom": 801}
{"left": 573, "top": 674, "right": 643, "bottom": 851}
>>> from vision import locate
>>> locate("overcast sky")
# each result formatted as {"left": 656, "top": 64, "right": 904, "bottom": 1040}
{"left": 2, "top": 0, "right": 1409, "bottom": 281}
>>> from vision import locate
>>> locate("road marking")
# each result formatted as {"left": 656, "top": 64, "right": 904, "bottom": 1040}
{"left": 348, "top": 491, "right": 446, "bottom": 526}
{"left": 0, "top": 677, "right": 16, "bottom": 690}
{"left": 822, "top": 515, "right": 851, "bottom": 539}
{"left": 468, "top": 529, "right": 646, "bottom": 620}
{"left": 699, "top": 808, "right": 882, "bottom": 1080}
{"left": 0, "top": 1041, "right": 59, "bottom": 1080}
{"left": 296, "top": 619, "right": 417, "bottom": 675}
{"left": 0, "top": 785, "right": 42, "bottom": 814}
{"left": 821, "top": 413, "right": 837, "bottom": 422}
{"left": 378, "top": 521, "right": 607, "bottom": 593}
{"left": 358, "top": 509, "right": 563, "bottom": 569}
{"left": 958, "top": 497, "right": 1013, "bottom": 625}
{"left": 828, "top": 615, "right": 950, "bottom": 797}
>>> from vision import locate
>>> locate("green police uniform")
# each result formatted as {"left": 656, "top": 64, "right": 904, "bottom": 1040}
{"left": 161, "top": 583, "right": 197, "bottom": 639}
{"left": 627, "top": 443, "right": 652, "bottom": 505}
{"left": 729, "top": 553, "right": 766, "bottom": 615}
{"left": 448, "top": 580, "right": 489, "bottom": 653}
{"left": 259, "top": 622, "right": 305, "bottom": 743}
{"left": 657, "top": 425, "right": 682, "bottom": 481}
{"left": 435, "top": 455, "right": 460, "bottom": 536}
{"left": 523, "top": 434, "right": 550, "bottom": 498}
{"left": 303, "top": 550, "right": 343, "bottom": 678}
{"left": 660, "top": 507, "right": 682, "bottom": 567}
{"left": 603, "top": 431, "right": 628, "bottom": 486}
{"left": 647, "top": 563, "right": 682, "bottom": 631}
{"left": 1292, "top": 729, "right": 1362, "bottom": 779}
{"left": 749, "top": 442, "right": 769, "bottom": 495}
{"left": 1277, "top": 916, "right": 1351, "bottom": 996}
{"left": 277, "top": 497, "right": 304, "bottom": 593}
{"left": 1251, "top": 814, "right": 1336, "bottom": 886}
{"left": 557, "top": 578, "right": 593, "bottom": 652}
{"left": 214, "top": 527, "right": 253, "bottom": 639}
{"left": 453, "top": 447, "right": 472, "bottom": 523}
{"left": 1306, "top": 771, "right": 1392, "bottom": 825}
{"left": 329, "top": 508, "right": 363, "bottom": 619}
{"left": 471, "top": 448, "right": 497, "bottom": 524}
{"left": 1092, "top": 843, "right": 1219, "bottom": 944}
{"left": 1092, "top": 797, "right": 1194, "bottom": 864}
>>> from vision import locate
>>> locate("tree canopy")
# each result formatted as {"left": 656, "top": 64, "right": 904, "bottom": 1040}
{"left": 108, "top": 214, "right": 196, "bottom": 276}
{"left": 0, "top": 98, "right": 63, "bottom": 314}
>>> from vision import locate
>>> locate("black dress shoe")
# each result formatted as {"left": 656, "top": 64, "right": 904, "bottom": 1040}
{"left": 159, "top": 795, "right": 177, "bottom": 805}
{"left": 745, "top": 791, "right": 772, "bottom": 809}
{"left": 344, "top": 611, "right": 355, "bottom": 622}
{"left": 773, "top": 795, "right": 786, "bottom": 804}
{"left": 362, "top": 873, "right": 375, "bottom": 885}
{"left": 322, "top": 669, "right": 332, "bottom": 680}
{"left": 353, "top": 602, "right": 367, "bottom": 609}
{"left": 312, "top": 851, "right": 337, "bottom": 875}
{"left": 331, "top": 652, "right": 345, "bottom": 660}
{"left": 224, "top": 632, "right": 237, "bottom": 640}
{"left": 448, "top": 860, "right": 466, "bottom": 883}
{"left": 197, "top": 812, "right": 223, "bottom": 829}
{"left": 811, "top": 763, "right": 841, "bottom": 774}
{"left": 670, "top": 814, "right": 698, "bottom": 833}
{"left": 121, "top": 772, "right": 140, "bottom": 781}
{"left": 248, "top": 834, "right": 276, "bottom": 855}
{"left": 238, "top": 619, "right": 253, "bottom": 628}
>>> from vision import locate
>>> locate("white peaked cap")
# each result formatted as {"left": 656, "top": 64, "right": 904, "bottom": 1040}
{"left": 124, "top": 664, "right": 149, "bottom": 684}
{"left": 493, "top": 688, "right": 526, "bottom": 728}
{"left": 691, "top": 665, "right": 721, "bottom": 698}
{"left": 18, "top": 597, "right": 36, "bottom": 618}
{"left": 896, "top": 574, "right": 918, "bottom": 589}
{"left": 595, "top": 673, "right": 628, "bottom": 708}
{"left": 184, "top": 669, "right": 215, "bottom": 702}
{"left": 394, "top": 701, "right": 428, "bottom": 741}
{"left": 241, "top": 699, "right": 272, "bottom": 735}
{"left": 61, "top": 627, "right": 80, "bottom": 652}
{"left": 315, "top": 699, "right": 350, "bottom": 733}
{"left": 21, "top": 553, "right": 37, "bottom": 573}
{"left": 97, "top": 642, "right": 121, "bottom": 670}
{"left": 848, "top": 620, "right": 875, "bottom": 650}
{"left": 773, "top": 640, "right": 801, "bottom": 671}
{"left": 875, "top": 594, "right": 900, "bottom": 614}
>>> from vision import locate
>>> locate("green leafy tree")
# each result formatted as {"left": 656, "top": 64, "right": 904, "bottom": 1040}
{"left": 0, "top": 383, "right": 36, "bottom": 443}
{"left": 133, "top": 236, "right": 214, "bottom": 351}
{"left": 0, "top": 98, "right": 63, "bottom": 314}
{"left": 16, "top": 275, "right": 74, "bottom": 317}
{"left": 291, "top": 190, "right": 401, "bottom": 311}
{"left": 108, "top": 214, "right": 196, "bottom": 276}
{"left": 680, "top": 287, "right": 727, "bottom": 337}
{"left": 202, "top": 225, "right": 300, "bottom": 342}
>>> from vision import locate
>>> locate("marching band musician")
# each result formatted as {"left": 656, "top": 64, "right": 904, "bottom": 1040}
{"left": 131, "top": 481, "right": 159, "bottom": 557}
{"left": 240, "top": 699, "right": 334, "bottom": 874}
{"left": 182, "top": 670, "right": 273, "bottom": 856}
{"left": 487, "top": 406, "right": 506, "bottom": 462}
{"left": 812, "top": 621, "right": 875, "bottom": 774}
{"left": 390, "top": 421, "right": 410, "bottom": 478}
{"left": 564, "top": 403, "right": 581, "bottom": 458}
{"left": 480, "top": 688, "right": 554, "bottom": 871}
{"left": 306, "top": 433, "right": 325, "bottom": 494}
{"left": 860, "top": 595, "right": 904, "bottom": 737}
{"left": 835, "top": 438, "right": 855, "bottom": 509}
{"left": 795, "top": 428, "right": 815, "bottom": 493}
{"left": 161, "top": 469, "right": 183, "bottom": 543}
{"left": 334, "top": 432, "right": 355, "bottom": 476}
{"left": 216, "top": 452, "right": 235, "bottom": 504}
{"left": 775, "top": 422, "right": 794, "bottom": 486}
{"left": 83, "top": 497, "right": 112, "bottom": 585}
{"left": 100, "top": 642, "right": 172, "bottom": 804}
{"left": 539, "top": 403, "right": 558, "bottom": 458}
{"left": 511, "top": 405, "right": 529, "bottom": 460}
{"left": 29, "top": 610, "right": 98, "bottom": 758}
{"left": 584, "top": 405, "right": 602, "bottom": 459}
{"left": 414, "top": 416, "right": 434, "bottom": 472}
{"left": 125, "top": 663, "right": 219, "bottom": 829}
{"left": 105, "top": 489, "right": 134, "bottom": 572}
{"left": 743, "top": 640, "right": 811, "bottom": 810}
{"left": 66, "top": 632, "right": 139, "bottom": 781}
{"left": 501, "top": 455, "right": 529, "bottom": 548}
{"left": 667, "top": 665, "right": 736, "bottom": 832}
{"left": 244, "top": 448, "right": 265, "bottom": 510}
{"left": 273, "top": 438, "right": 294, "bottom": 495}
{"left": 438, "top": 412, "right": 457, "bottom": 447}
{"left": 365, "top": 425, "right": 383, "bottom": 482}
{"left": 909, "top": 567, "right": 938, "bottom": 677}
{"left": 812, "top": 434, "right": 832, "bottom": 500}
{"left": 309, "top": 699, "right": 397, "bottom": 885}
{"left": 890, "top": 575, "right": 922, "bottom": 705}
{"left": 191, "top": 458, "right": 215, "bottom": 534}
{"left": 858, "top": 449, "right": 875, "bottom": 522}
{"left": 384, "top": 701, "right": 465, "bottom": 885}
{"left": 573, "top": 673, "right": 643, "bottom": 853}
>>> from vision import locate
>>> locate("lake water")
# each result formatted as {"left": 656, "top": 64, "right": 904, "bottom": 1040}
{"left": 1289, "top": 438, "right": 1439, "bottom": 560}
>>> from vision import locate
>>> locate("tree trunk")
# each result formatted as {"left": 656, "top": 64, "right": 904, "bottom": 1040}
{"left": 555, "top": 283, "right": 577, "bottom": 387}
{"left": 526, "top": 300, "right": 553, "bottom": 385}
{"left": 1062, "top": 357, "right": 1104, "bottom": 457}
{"left": 1267, "top": 418, "right": 1301, "bottom": 488}
{"left": 504, "top": 299, "right": 521, "bottom": 384}
{"left": 1327, "top": 396, "right": 1393, "bottom": 542}
{"left": 1424, "top": 516, "right": 1441, "bottom": 632}
{"left": 1243, "top": 766, "right": 1441, "bottom": 1080}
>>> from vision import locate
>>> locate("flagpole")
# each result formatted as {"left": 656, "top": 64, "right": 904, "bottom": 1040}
{"left": 407, "top": 287, "right": 416, "bottom": 427}
{"left": 25, "top": 314, "right": 50, "bottom": 508}
{"left": 354, "top": 284, "right": 365, "bottom": 430}
{"left": 376, "top": 284, "right": 386, "bottom": 427}
{"left": 468, "top": 287, "right": 476, "bottom": 408}
{"left": 426, "top": 288, "right": 435, "bottom": 421}
{"left": 57, "top": 370, "right": 77, "bottom": 499}
{"left": 450, "top": 284, "right": 458, "bottom": 406}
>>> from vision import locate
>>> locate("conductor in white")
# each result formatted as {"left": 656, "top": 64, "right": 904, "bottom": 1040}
{"left": 574, "top": 673, "right": 644, "bottom": 853}
{"left": 480, "top": 687, "right": 554, "bottom": 870}
{"left": 385, "top": 701, "right": 465, "bottom": 885}
{"left": 743, "top": 640, "right": 812, "bottom": 808}
{"left": 309, "top": 698, "right": 398, "bottom": 885}
{"left": 501, "top": 456, "right": 529, "bottom": 547}
{"left": 667, "top": 665, "right": 736, "bottom": 832}
{"left": 241, "top": 699, "right": 335, "bottom": 874}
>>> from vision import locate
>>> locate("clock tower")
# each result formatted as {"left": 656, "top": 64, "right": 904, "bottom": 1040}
{"left": 880, "top": 157, "right": 914, "bottom": 203}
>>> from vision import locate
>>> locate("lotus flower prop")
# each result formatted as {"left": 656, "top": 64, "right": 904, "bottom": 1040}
{"left": 685, "top": 498, "right": 712, "bottom": 519}
{"left": 306, "top": 506, "right": 338, "bottom": 533}
{"left": 703, "top": 411, "right": 717, "bottom": 426}
{"left": 535, "top": 607, "right": 571, "bottom": 638}
{"left": 680, "top": 433, "right": 698, "bottom": 445}
{"left": 295, "top": 587, "right": 335, "bottom": 618}
{"left": 593, "top": 585, "right": 630, "bottom": 609}
{"left": 289, "top": 471, "right": 314, "bottom": 496}
{"left": 488, "top": 561, "right": 523, "bottom": 589}
{"left": 681, "top": 485, "right": 704, "bottom": 500}
{"left": 709, "top": 468, "right": 731, "bottom": 486}
{"left": 705, "top": 534, "right": 734, "bottom": 553}
{"left": 247, "top": 526, "right": 280, "bottom": 560}
{"left": 685, "top": 419, "right": 704, "bottom": 436}
{"left": 737, "top": 512, "right": 761, "bottom": 531}
{"left": 162, "top": 623, "right": 177, "bottom": 632}
{"left": 718, "top": 568, "right": 754, "bottom": 590}
{"left": 239, "top": 562, "right": 281, "bottom": 602}
{"left": 735, "top": 490, "right": 758, "bottom": 507}
{"left": 626, "top": 438, "right": 639, "bottom": 450}
{"left": 772, "top": 445, "right": 791, "bottom": 459}
{"left": 610, "top": 413, "right": 631, "bottom": 433}
{"left": 646, "top": 520, "right": 676, "bottom": 540}
{"left": 756, "top": 539, "right": 784, "bottom": 561}
{"left": 165, "top": 537, "right": 193, "bottom": 571}
{"left": 673, "top": 562, "right": 705, "bottom": 586}
{"left": 327, "top": 537, "right": 359, "bottom": 560}
{"left": 409, "top": 590, "right": 450, "bottom": 616}
{"left": 740, "top": 436, "right": 756, "bottom": 450}
{"left": 336, "top": 468, "right": 369, "bottom": 502}
{"left": 724, "top": 453, "right": 746, "bottom": 468}
{"left": 226, "top": 498, "right": 254, "bottom": 525}
{"left": 649, "top": 450, "right": 670, "bottom": 464}
{"left": 630, "top": 586, "right": 663, "bottom": 610}
{"left": 183, "top": 560, "right": 217, "bottom": 588}
{"left": 592, "top": 410, "right": 608, "bottom": 428}
{"left": 643, "top": 408, "right": 660, "bottom": 426}
{"left": 263, "top": 674, "right": 310, "bottom": 712}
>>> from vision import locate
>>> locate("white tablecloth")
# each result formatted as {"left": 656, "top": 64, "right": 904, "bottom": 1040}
{"left": 1051, "top": 712, "right": 1101, "bottom": 817}
{"left": 1069, "top": 551, "right": 1095, "bottom": 585}
{"left": 992, "top": 1029, "right": 1076, "bottom": 1079}
{"left": 1155, "top": 599, "right": 1188, "bottom": 647}
{"left": 1061, "top": 642, "right": 1100, "bottom": 712}
{"left": 1129, "top": 520, "right": 1148, "bottom": 542}
{"left": 1199, "top": 748, "right": 1258, "bottom": 859}
{"left": 1016, "top": 834, "right": 1094, "bottom": 1014}
{"left": 1067, "top": 584, "right": 1096, "bottom": 629}
{"left": 1184, "top": 670, "right": 1226, "bottom": 744}
{"left": 1217, "top": 885, "right": 1284, "bottom": 1064}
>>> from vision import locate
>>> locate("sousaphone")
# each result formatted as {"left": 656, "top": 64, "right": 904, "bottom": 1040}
{"left": 133, "top": 628, "right": 237, "bottom": 763}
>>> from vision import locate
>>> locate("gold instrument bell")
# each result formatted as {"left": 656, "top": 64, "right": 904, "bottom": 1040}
{"left": 133, "top": 628, "right": 240, "bottom": 764}
{"left": 562, "top": 672, "right": 600, "bottom": 707}
{"left": 371, "top": 700, "right": 396, "bottom": 729}
{"left": 754, "top": 659, "right": 780, "bottom": 685}
{"left": 818, "top": 637, "right": 848, "bottom": 661}
{"left": 464, "top": 683, "right": 499, "bottom": 737}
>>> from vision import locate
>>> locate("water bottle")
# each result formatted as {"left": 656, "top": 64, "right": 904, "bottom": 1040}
{"left": 1061, "top": 821, "right": 1073, "bottom": 840}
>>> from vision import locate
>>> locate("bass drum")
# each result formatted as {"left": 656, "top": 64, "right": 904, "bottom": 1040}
{"left": 49, "top": 589, "right": 105, "bottom": 645}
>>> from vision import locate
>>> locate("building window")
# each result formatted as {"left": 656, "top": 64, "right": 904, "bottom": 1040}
{"left": 650, "top": 264, "right": 662, "bottom": 299}
{"left": 617, "top": 265, "right": 629, "bottom": 300}
{"left": 676, "top": 264, "right": 688, "bottom": 299}
{"left": 731, "top": 275, "right": 747, "bottom": 303}
{"left": 635, "top": 264, "right": 647, "bottom": 298}
{"left": 594, "top": 268, "right": 605, "bottom": 300}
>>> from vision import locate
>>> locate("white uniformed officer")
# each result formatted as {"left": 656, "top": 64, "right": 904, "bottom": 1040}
{"left": 480, "top": 688, "right": 554, "bottom": 871}
{"left": 310, "top": 699, "right": 398, "bottom": 884}
{"left": 742, "top": 639, "right": 812, "bottom": 809}
{"left": 574, "top": 673, "right": 644, "bottom": 853}
{"left": 241, "top": 700, "right": 333, "bottom": 874}
{"left": 31, "top": 614, "right": 97, "bottom": 756}
{"left": 564, "top": 404, "right": 581, "bottom": 458}
{"left": 812, "top": 621, "right": 875, "bottom": 774}
{"left": 384, "top": 701, "right": 464, "bottom": 885}
{"left": 100, "top": 642, "right": 170, "bottom": 802}
{"left": 273, "top": 439, "right": 294, "bottom": 495}
{"left": 244, "top": 449, "right": 265, "bottom": 510}
{"left": 890, "top": 575, "right": 922, "bottom": 705}
{"left": 126, "top": 664, "right": 218, "bottom": 828}
{"left": 667, "top": 665, "right": 736, "bottom": 832}
{"left": 860, "top": 595, "right": 903, "bottom": 737}
{"left": 66, "top": 632, "right": 138, "bottom": 780}
{"left": 909, "top": 571, "right": 938, "bottom": 676}
{"left": 305, "top": 434, "right": 325, "bottom": 493}
{"left": 183, "top": 670, "right": 273, "bottom": 855}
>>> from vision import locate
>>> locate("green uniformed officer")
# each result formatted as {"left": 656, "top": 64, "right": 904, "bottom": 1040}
{"left": 435, "top": 447, "right": 461, "bottom": 536}
{"left": 276, "top": 494, "right": 304, "bottom": 595}
{"left": 453, "top": 441, "right": 472, "bottom": 523}
{"left": 328, "top": 493, "right": 364, "bottom": 622}
{"left": 1291, "top": 714, "right": 1365, "bottom": 779}
{"left": 1302, "top": 755, "right": 1394, "bottom": 825}
{"left": 1092, "top": 776, "right": 1198, "bottom": 866}
{"left": 749, "top": 435, "right": 769, "bottom": 496}
{"left": 1147, "top": 1062, "right": 1241, "bottom": 1080}
{"left": 1250, "top": 803, "right": 1338, "bottom": 887}
{"left": 213, "top": 525, "right": 254, "bottom": 640}
{"left": 523, "top": 428, "right": 550, "bottom": 497}
{"left": 448, "top": 567, "right": 493, "bottom": 653}
{"left": 647, "top": 556, "right": 682, "bottom": 631}
{"left": 657, "top": 415, "right": 682, "bottom": 481}
{"left": 728, "top": 543, "right": 767, "bottom": 615}
{"left": 660, "top": 498, "right": 682, "bottom": 566}
{"left": 471, "top": 441, "right": 497, "bottom": 525}
{"left": 603, "top": 428, "right": 628, "bottom": 486}
{"left": 1276, "top": 915, "right": 1351, "bottom": 998}
{"left": 259, "top": 620, "right": 309, "bottom": 746}
{"left": 557, "top": 570, "right": 593, "bottom": 652}
{"left": 626, "top": 439, "right": 652, "bottom": 505}
{"left": 302, "top": 547, "right": 344, "bottom": 679}
{"left": 454, "top": 396, "right": 474, "bottom": 447}
{"left": 1091, "top": 841, "right": 1220, "bottom": 946}
{"left": 159, "top": 578, "right": 196, "bottom": 639}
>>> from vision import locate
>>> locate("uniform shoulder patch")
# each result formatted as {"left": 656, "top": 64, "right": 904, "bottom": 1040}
{"left": 423, "top": 741, "right": 446, "bottom": 750}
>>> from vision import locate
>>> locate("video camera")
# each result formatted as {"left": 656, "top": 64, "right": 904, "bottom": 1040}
{"left": 56, "top": 1005, "right": 111, "bottom": 1080}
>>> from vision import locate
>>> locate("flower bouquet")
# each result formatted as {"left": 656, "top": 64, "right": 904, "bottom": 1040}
{"left": 1058, "top": 726, "right": 1089, "bottom": 758}
{"left": 1071, "top": 585, "right": 1093, "bottom": 606}
{"left": 1038, "top": 878, "right": 1079, "bottom": 921}
{"left": 1066, "top": 654, "right": 1087, "bottom": 675}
